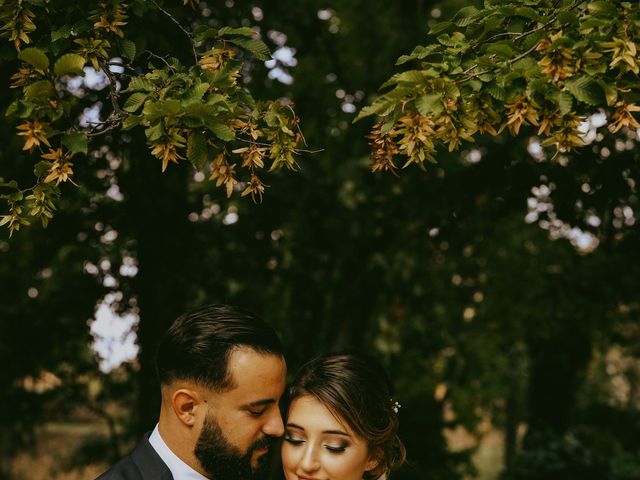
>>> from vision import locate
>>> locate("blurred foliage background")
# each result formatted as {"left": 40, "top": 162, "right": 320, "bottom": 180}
{"left": 1, "top": 0, "right": 640, "bottom": 479}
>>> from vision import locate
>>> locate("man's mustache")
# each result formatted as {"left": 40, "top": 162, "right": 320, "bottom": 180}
{"left": 250, "top": 435, "right": 275, "bottom": 452}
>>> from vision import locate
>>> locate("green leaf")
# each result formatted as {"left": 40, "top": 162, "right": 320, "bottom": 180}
{"left": 206, "top": 121, "right": 235, "bottom": 141}
{"left": 126, "top": 76, "right": 156, "bottom": 92}
{"left": 218, "top": 27, "right": 255, "bottom": 38}
{"left": 486, "top": 83, "right": 506, "bottom": 101}
{"left": 19, "top": 47, "right": 49, "bottom": 70}
{"left": 122, "top": 115, "right": 142, "bottom": 130}
{"left": 587, "top": 1, "right": 618, "bottom": 16}
{"left": 187, "top": 131, "right": 208, "bottom": 170}
{"left": 145, "top": 122, "right": 165, "bottom": 142}
{"left": 184, "top": 103, "right": 219, "bottom": 119}
{"left": 557, "top": 10, "right": 578, "bottom": 26}
{"left": 482, "top": 15, "right": 503, "bottom": 36}
{"left": 564, "top": 77, "right": 606, "bottom": 106}
{"left": 521, "top": 31, "right": 545, "bottom": 51}
{"left": 51, "top": 25, "right": 72, "bottom": 42}
{"left": 182, "top": 83, "right": 210, "bottom": 103}
{"left": 428, "top": 21, "right": 453, "bottom": 35}
{"left": 512, "top": 56, "right": 538, "bottom": 73}
{"left": 501, "top": 71, "right": 524, "bottom": 86}
{"left": 468, "top": 79, "right": 483, "bottom": 92}
{"left": 53, "top": 53, "right": 86, "bottom": 76}
{"left": 527, "top": 78, "right": 549, "bottom": 95}
{"left": 143, "top": 99, "right": 181, "bottom": 121}
{"left": 597, "top": 80, "right": 618, "bottom": 106}
{"left": 486, "top": 41, "right": 515, "bottom": 58}
{"left": 515, "top": 6, "right": 540, "bottom": 20}
{"left": 123, "top": 92, "right": 147, "bottom": 113}
{"left": 437, "top": 32, "right": 466, "bottom": 47}
{"left": 380, "top": 110, "right": 401, "bottom": 135}
{"left": 453, "top": 6, "right": 480, "bottom": 27}
{"left": 396, "top": 45, "right": 440, "bottom": 65}
{"left": 5, "top": 99, "right": 34, "bottom": 118}
{"left": 194, "top": 27, "right": 218, "bottom": 42}
{"left": 551, "top": 90, "right": 573, "bottom": 115}
{"left": 380, "top": 70, "right": 429, "bottom": 90}
{"left": 121, "top": 39, "right": 136, "bottom": 60}
{"left": 415, "top": 93, "right": 443, "bottom": 116}
{"left": 61, "top": 132, "right": 88, "bottom": 155}
{"left": 25, "top": 80, "right": 54, "bottom": 99}
{"left": 226, "top": 37, "right": 271, "bottom": 61}
{"left": 4, "top": 100, "right": 18, "bottom": 117}
{"left": 9, "top": 191, "right": 24, "bottom": 202}
{"left": 34, "top": 161, "right": 51, "bottom": 178}
{"left": 0, "top": 180, "right": 19, "bottom": 189}
{"left": 184, "top": 117, "right": 205, "bottom": 128}
{"left": 354, "top": 95, "right": 396, "bottom": 122}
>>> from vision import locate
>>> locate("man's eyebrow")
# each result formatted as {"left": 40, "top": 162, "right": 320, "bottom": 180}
{"left": 245, "top": 398, "right": 277, "bottom": 408}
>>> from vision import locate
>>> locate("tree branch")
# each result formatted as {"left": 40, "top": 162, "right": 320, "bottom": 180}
{"left": 149, "top": 0, "right": 198, "bottom": 64}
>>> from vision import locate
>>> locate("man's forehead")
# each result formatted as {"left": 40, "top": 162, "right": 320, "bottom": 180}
{"left": 226, "top": 348, "right": 286, "bottom": 388}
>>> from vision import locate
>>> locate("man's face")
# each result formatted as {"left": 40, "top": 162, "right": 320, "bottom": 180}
{"left": 194, "top": 348, "right": 286, "bottom": 480}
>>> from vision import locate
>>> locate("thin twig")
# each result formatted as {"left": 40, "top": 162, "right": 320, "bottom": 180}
{"left": 107, "top": 61, "right": 136, "bottom": 74}
{"left": 285, "top": 104, "right": 309, "bottom": 148}
{"left": 294, "top": 147, "right": 324, "bottom": 154}
{"left": 86, "top": 121, "right": 121, "bottom": 137}
{"left": 235, "top": 137, "right": 323, "bottom": 154}
{"left": 100, "top": 62, "right": 124, "bottom": 115}
{"left": 508, "top": 42, "right": 540, "bottom": 65}
{"left": 143, "top": 50, "right": 175, "bottom": 70}
{"left": 150, "top": 0, "right": 198, "bottom": 63}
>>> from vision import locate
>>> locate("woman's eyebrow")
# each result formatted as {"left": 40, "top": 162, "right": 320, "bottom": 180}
{"left": 322, "top": 430, "right": 350, "bottom": 437}
{"left": 286, "top": 423, "right": 350, "bottom": 437}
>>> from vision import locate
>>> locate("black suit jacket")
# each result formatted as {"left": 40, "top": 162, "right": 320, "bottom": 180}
{"left": 96, "top": 432, "right": 173, "bottom": 480}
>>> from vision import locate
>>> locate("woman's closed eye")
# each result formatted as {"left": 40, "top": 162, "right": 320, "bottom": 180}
{"left": 324, "top": 442, "right": 348, "bottom": 453}
{"left": 284, "top": 434, "right": 305, "bottom": 445}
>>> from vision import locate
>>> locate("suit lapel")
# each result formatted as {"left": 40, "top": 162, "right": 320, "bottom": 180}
{"left": 131, "top": 433, "right": 174, "bottom": 480}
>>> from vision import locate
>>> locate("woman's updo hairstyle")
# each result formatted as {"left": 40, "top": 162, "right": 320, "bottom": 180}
{"left": 287, "top": 353, "right": 406, "bottom": 479}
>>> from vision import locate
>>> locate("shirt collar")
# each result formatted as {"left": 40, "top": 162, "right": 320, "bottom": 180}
{"left": 149, "top": 424, "right": 209, "bottom": 480}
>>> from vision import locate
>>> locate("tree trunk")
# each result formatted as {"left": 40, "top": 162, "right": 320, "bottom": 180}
{"left": 120, "top": 138, "right": 192, "bottom": 435}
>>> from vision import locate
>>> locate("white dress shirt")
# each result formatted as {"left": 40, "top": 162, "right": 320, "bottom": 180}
{"left": 149, "top": 424, "right": 209, "bottom": 480}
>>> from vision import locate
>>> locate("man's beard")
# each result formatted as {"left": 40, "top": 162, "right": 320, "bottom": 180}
{"left": 194, "top": 412, "right": 275, "bottom": 480}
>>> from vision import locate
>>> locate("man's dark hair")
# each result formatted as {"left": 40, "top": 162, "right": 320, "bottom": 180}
{"left": 156, "top": 304, "right": 283, "bottom": 391}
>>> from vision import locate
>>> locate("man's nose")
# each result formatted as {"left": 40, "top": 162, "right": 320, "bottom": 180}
{"left": 262, "top": 408, "right": 284, "bottom": 437}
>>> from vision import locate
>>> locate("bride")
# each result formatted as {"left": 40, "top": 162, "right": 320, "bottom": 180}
{"left": 280, "top": 353, "right": 405, "bottom": 480}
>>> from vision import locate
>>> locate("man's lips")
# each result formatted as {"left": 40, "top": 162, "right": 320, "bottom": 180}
{"left": 296, "top": 475, "right": 322, "bottom": 480}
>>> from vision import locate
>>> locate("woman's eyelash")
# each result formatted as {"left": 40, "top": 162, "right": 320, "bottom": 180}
{"left": 325, "top": 444, "right": 347, "bottom": 452}
{"left": 284, "top": 436, "right": 304, "bottom": 445}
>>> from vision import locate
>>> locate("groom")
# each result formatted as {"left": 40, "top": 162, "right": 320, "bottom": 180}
{"left": 97, "top": 304, "right": 287, "bottom": 480}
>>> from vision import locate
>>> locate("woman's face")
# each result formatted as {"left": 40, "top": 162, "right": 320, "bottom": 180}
{"left": 281, "top": 395, "right": 376, "bottom": 480}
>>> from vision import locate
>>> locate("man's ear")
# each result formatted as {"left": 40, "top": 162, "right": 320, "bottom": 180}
{"left": 172, "top": 388, "right": 202, "bottom": 427}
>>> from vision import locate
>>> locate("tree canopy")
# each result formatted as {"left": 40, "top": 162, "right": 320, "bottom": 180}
{"left": 358, "top": 0, "right": 640, "bottom": 173}
{"left": 0, "top": 0, "right": 305, "bottom": 236}
{"left": 1, "top": 1, "right": 640, "bottom": 479}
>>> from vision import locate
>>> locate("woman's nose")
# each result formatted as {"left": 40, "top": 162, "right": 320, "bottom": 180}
{"left": 299, "top": 444, "right": 321, "bottom": 473}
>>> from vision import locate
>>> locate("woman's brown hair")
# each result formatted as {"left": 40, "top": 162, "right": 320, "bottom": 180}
{"left": 287, "top": 353, "right": 406, "bottom": 479}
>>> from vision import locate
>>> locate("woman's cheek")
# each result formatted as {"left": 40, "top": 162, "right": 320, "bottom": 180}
{"left": 281, "top": 444, "right": 298, "bottom": 478}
